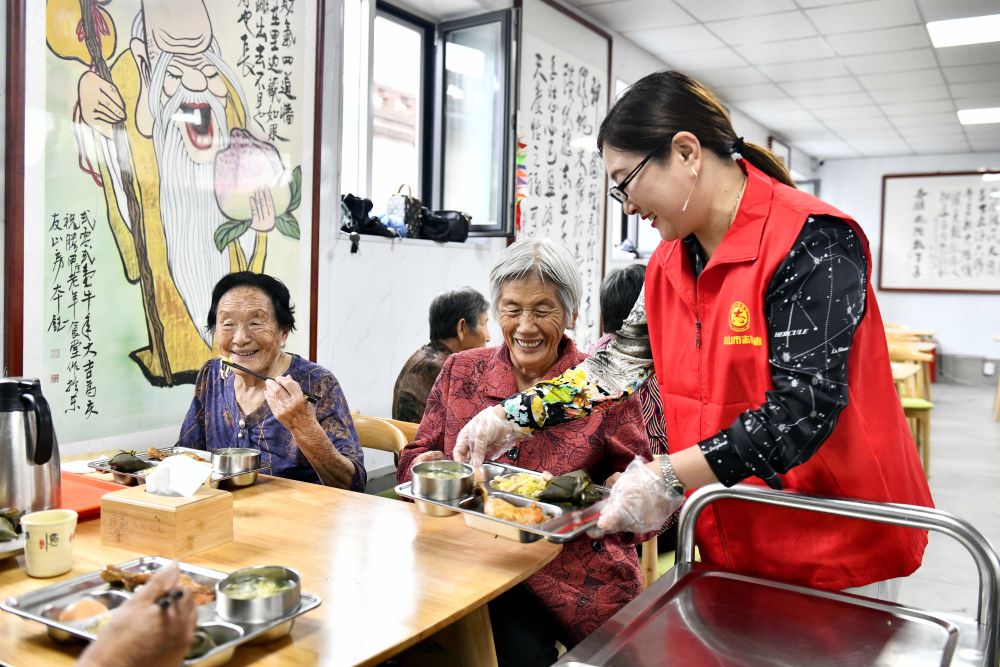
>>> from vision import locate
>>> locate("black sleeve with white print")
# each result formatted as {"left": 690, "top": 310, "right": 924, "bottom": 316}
{"left": 697, "top": 216, "right": 868, "bottom": 489}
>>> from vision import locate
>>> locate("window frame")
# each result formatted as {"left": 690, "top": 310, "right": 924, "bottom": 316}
{"left": 436, "top": 10, "right": 515, "bottom": 236}
{"left": 373, "top": 1, "right": 436, "bottom": 205}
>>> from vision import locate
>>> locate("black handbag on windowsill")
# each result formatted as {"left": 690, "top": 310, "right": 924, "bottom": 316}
{"left": 419, "top": 208, "right": 471, "bottom": 243}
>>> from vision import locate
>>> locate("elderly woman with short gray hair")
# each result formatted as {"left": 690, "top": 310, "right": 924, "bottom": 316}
{"left": 397, "top": 238, "right": 652, "bottom": 666}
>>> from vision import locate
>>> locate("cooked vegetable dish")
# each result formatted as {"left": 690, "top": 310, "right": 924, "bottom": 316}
{"left": 489, "top": 472, "right": 552, "bottom": 498}
{"left": 220, "top": 575, "right": 296, "bottom": 600}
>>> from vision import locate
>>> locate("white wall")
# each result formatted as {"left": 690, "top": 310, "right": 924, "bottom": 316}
{"left": 316, "top": 234, "right": 507, "bottom": 472}
{"left": 819, "top": 152, "right": 1000, "bottom": 358}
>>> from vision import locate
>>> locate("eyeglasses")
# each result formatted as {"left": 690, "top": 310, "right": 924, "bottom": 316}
{"left": 608, "top": 136, "right": 674, "bottom": 205}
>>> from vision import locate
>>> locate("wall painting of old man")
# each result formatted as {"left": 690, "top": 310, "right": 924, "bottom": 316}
{"left": 4, "top": 0, "right": 326, "bottom": 447}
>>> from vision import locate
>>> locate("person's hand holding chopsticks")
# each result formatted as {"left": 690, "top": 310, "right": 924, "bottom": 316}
{"left": 77, "top": 562, "right": 197, "bottom": 667}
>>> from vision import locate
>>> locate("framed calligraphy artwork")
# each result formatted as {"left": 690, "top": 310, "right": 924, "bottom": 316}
{"left": 514, "top": 0, "right": 611, "bottom": 348}
{"left": 880, "top": 171, "right": 1000, "bottom": 293}
{"left": 4, "top": 0, "right": 325, "bottom": 446}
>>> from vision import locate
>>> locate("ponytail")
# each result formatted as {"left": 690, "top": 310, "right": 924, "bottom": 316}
{"left": 740, "top": 141, "right": 795, "bottom": 188}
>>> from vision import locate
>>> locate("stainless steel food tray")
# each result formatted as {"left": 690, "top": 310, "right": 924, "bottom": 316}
{"left": 0, "top": 535, "right": 25, "bottom": 561}
{"left": 395, "top": 461, "right": 609, "bottom": 544}
{"left": 0, "top": 556, "right": 321, "bottom": 666}
{"left": 87, "top": 447, "right": 270, "bottom": 488}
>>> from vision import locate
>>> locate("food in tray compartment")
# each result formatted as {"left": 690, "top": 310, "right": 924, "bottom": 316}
{"left": 186, "top": 628, "right": 217, "bottom": 659}
{"left": 146, "top": 447, "right": 208, "bottom": 462}
{"left": 489, "top": 471, "right": 553, "bottom": 498}
{"left": 101, "top": 564, "right": 216, "bottom": 605}
{"left": 107, "top": 450, "right": 154, "bottom": 474}
{"left": 484, "top": 496, "right": 548, "bottom": 525}
{"left": 57, "top": 598, "right": 109, "bottom": 623}
{"left": 0, "top": 516, "right": 17, "bottom": 541}
{"left": 220, "top": 574, "right": 297, "bottom": 600}
{"left": 538, "top": 469, "right": 604, "bottom": 506}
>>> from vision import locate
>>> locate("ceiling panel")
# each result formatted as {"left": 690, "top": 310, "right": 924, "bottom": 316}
{"left": 935, "top": 43, "right": 1000, "bottom": 68}
{"left": 715, "top": 82, "right": 787, "bottom": 102}
{"left": 625, "top": 24, "right": 723, "bottom": 52}
{"left": 915, "top": 0, "right": 1000, "bottom": 22}
{"left": 653, "top": 46, "right": 749, "bottom": 70}
{"left": 780, "top": 76, "right": 863, "bottom": 96}
{"left": 949, "top": 81, "right": 1000, "bottom": 100}
{"left": 858, "top": 68, "right": 948, "bottom": 91}
{"left": 738, "top": 37, "right": 837, "bottom": 64}
{"left": 811, "top": 105, "right": 886, "bottom": 121}
{"left": 795, "top": 91, "right": 878, "bottom": 109}
{"left": 805, "top": 0, "right": 922, "bottom": 34}
{"left": 692, "top": 67, "right": 770, "bottom": 88}
{"left": 878, "top": 99, "right": 956, "bottom": 115}
{"left": 868, "top": 84, "right": 951, "bottom": 104}
{"left": 707, "top": 11, "right": 818, "bottom": 45}
{"left": 826, "top": 25, "right": 931, "bottom": 56}
{"left": 943, "top": 64, "right": 1000, "bottom": 85}
{"left": 823, "top": 116, "right": 896, "bottom": 131}
{"left": 888, "top": 112, "right": 962, "bottom": 127}
{"left": 584, "top": 0, "right": 695, "bottom": 32}
{"left": 673, "top": 0, "right": 797, "bottom": 22}
{"left": 840, "top": 48, "right": 940, "bottom": 75}
{"left": 572, "top": 0, "right": 1000, "bottom": 159}
{"left": 758, "top": 59, "right": 850, "bottom": 82}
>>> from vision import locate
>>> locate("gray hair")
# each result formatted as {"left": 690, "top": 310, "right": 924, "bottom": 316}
{"left": 489, "top": 238, "right": 581, "bottom": 328}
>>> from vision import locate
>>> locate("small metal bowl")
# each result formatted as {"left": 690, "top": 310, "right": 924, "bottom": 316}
{"left": 411, "top": 461, "right": 474, "bottom": 517}
{"left": 212, "top": 448, "right": 261, "bottom": 488}
{"left": 216, "top": 565, "right": 301, "bottom": 624}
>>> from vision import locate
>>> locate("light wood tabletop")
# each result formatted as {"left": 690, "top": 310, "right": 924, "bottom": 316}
{"left": 0, "top": 476, "right": 562, "bottom": 666}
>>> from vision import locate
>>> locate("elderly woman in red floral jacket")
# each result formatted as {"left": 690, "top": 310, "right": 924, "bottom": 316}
{"left": 397, "top": 238, "right": 653, "bottom": 667}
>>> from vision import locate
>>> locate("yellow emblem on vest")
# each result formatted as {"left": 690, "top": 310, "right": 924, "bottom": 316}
{"left": 729, "top": 301, "right": 750, "bottom": 332}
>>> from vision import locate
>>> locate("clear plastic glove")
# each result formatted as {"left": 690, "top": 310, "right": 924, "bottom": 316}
{"left": 453, "top": 406, "right": 528, "bottom": 469}
{"left": 589, "top": 456, "right": 685, "bottom": 537}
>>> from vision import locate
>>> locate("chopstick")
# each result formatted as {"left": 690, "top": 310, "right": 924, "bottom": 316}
{"left": 220, "top": 358, "right": 320, "bottom": 404}
{"left": 155, "top": 589, "right": 184, "bottom": 610}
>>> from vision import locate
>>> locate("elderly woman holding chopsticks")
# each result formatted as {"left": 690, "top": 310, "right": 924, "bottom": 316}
{"left": 176, "top": 272, "right": 365, "bottom": 490}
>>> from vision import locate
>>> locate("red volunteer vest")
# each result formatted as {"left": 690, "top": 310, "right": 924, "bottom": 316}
{"left": 646, "top": 161, "right": 933, "bottom": 590}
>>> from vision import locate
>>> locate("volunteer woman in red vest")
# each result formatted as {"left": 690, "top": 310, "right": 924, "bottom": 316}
{"left": 454, "top": 71, "right": 933, "bottom": 599}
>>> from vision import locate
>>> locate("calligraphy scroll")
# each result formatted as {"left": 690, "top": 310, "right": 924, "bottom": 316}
{"left": 880, "top": 172, "right": 1000, "bottom": 293}
{"left": 516, "top": 1, "right": 610, "bottom": 348}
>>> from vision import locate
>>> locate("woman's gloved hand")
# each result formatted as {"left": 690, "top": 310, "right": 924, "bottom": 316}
{"left": 589, "top": 456, "right": 685, "bottom": 536}
{"left": 453, "top": 406, "right": 528, "bottom": 469}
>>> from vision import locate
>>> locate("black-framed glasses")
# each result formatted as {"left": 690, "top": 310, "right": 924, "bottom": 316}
{"left": 608, "top": 136, "right": 674, "bottom": 205}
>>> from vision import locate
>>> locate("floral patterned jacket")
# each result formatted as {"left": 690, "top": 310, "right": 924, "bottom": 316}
{"left": 397, "top": 337, "right": 652, "bottom": 642}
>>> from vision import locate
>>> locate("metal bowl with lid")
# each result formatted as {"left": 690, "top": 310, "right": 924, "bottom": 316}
{"left": 211, "top": 448, "right": 261, "bottom": 488}
{"left": 216, "top": 565, "right": 301, "bottom": 624}
{"left": 411, "top": 460, "right": 474, "bottom": 517}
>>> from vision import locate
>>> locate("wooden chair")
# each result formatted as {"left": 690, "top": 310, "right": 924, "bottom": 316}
{"left": 353, "top": 415, "right": 408, "bottom": 456}
{"left": 383, "top": 418, "right": 419, "bottom": 442}
{"left": 888, "top": 346, "right": 934, "bottom": 479}
{"left": 641, "top": 536, "right": 659, "bottom": 589}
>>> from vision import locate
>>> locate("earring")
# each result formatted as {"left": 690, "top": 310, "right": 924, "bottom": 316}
{"left": 682, "top": 166, "right": 699, "bottom": 212}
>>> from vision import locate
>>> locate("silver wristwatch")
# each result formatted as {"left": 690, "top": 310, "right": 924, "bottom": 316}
{"left": 657, "top": 455, "right": 685, "bottom": 496}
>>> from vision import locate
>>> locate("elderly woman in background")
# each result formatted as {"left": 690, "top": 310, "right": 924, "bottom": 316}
{"left": 397, "top": 239, "right": 652, "bottom": 666}
{"left": 177, "top": 272, "right": 365, "bottom": 490}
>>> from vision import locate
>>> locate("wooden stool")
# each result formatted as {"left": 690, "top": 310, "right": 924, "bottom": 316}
{"left": 901, "top": 397, "right": 932, "bottom": 478}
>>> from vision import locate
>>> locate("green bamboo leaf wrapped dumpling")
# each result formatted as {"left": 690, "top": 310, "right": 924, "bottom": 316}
{"left": 539, "top": 469, "right": 602, "bottom": 506}
{"left": 0, "top": 517, "right": 17, "bottom": 542}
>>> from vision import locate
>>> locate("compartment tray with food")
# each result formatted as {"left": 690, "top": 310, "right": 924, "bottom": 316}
{"left": 87, "top": 447, "right": 270, "bottom": 488}
{"left": 396, "top": 461, "right": 609, "bottom": 544}
{"left": 0, "top": 556, "right": 321, "bottom": 666}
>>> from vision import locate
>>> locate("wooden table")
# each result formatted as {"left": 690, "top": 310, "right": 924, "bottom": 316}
{"left": 891, "top": 361, "right": 921, "bottom": 395}
{"left": 0, "top": 476, "right": 561, "bottom": 666}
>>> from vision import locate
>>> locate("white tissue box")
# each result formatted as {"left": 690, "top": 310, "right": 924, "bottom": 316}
{"left": 100, "top": 485, "right": 233, "bottom": 558}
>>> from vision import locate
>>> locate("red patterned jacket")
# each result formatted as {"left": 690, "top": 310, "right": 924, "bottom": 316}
{"left": 397, "top": 337, "right": 652, "bottom": 642}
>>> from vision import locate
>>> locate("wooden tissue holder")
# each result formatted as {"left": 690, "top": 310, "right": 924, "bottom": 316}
{"left": 101, "top": 485, "right": 233, "bottom": 558}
